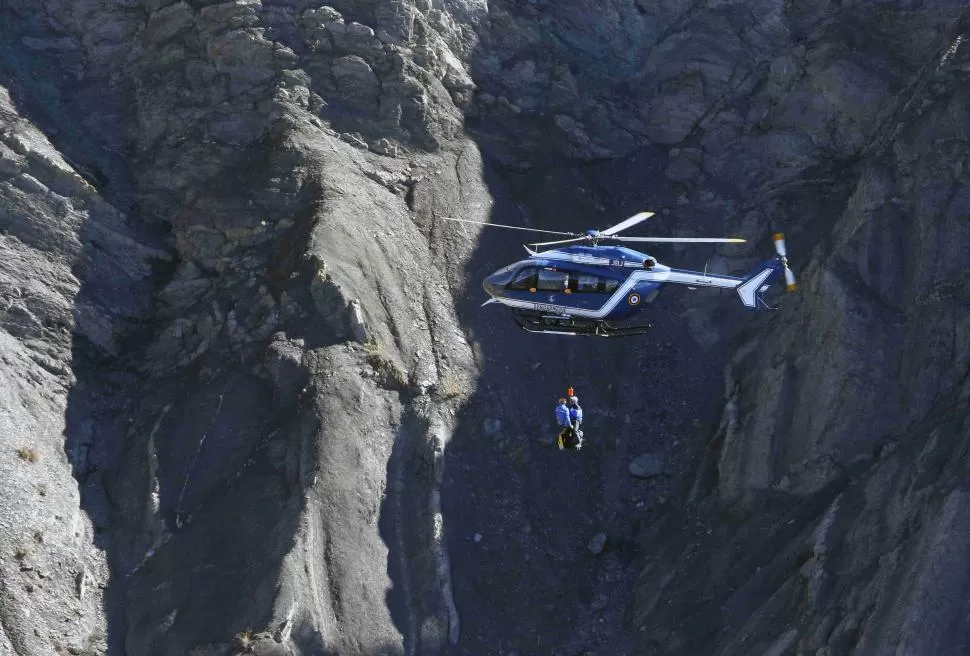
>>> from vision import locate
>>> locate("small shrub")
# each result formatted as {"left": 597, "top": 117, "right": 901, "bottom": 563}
{"left": 440, "top": 371, "right": 468, "bottom": 400}
{"left": 363, "top": 339, "right": 407, "bottom": 391}
{"left": 13, "top": 546, "right": 30, "bottom": 561}
{"left": 16, "top": 447, "right": 40, "bottom": 463}
{"left": 367, "top": 354, "right": 407, "bottom": 391}
{"left": 363, "top": 337, "right": 382, "bottom": 357}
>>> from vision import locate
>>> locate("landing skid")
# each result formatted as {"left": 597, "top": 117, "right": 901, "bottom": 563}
{"left": 511, "top": 312, "right": 651, "bottom": 337}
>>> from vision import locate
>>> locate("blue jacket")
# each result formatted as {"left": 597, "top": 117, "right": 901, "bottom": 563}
{"left": 569, "top": 404, "right": 583, "bottom": 423}
{"left": 555, "top": 403, "right": 571, "bottom": 427}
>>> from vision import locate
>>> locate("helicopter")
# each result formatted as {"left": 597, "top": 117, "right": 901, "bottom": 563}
{"left": 442, "top": 211, "right": 797, "bottom": 337}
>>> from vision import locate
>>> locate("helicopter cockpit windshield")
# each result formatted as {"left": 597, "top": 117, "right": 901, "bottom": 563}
{"left": 483, "top": 262, "right": 524, "bottom": 295}
{"left": 505, "top": 267, "right": 537, "bottom": 291}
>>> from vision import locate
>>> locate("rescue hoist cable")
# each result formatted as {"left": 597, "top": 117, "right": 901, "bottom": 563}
{"left": 567, "top": 341, "right": 574, "bottom": 397}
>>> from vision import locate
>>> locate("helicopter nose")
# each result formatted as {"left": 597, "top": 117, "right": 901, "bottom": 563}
{"left": 483, "top": 274, "right": 500, "bottom": 297}
{"left": 483, "top": 263, "right": 519, "bottom": 297}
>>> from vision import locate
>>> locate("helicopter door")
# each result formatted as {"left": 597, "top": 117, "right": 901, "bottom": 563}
{"left": 536, "top": 269, "right": 568, "bottom": 293}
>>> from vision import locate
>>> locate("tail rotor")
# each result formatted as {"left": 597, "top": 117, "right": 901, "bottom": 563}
{"left": 773, "top": 233, "right": 798, "bottom": 292}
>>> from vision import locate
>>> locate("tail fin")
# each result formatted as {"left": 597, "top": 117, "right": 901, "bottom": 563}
{"left": 735, "top": 259, "right": 785, "bottom": 309}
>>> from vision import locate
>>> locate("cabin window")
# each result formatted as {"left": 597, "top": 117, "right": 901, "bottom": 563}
{"left": 576, "top": 274, "right": 600, "bottom": 293}
{"left": 506, "top": 267, "right": 538, "bottom": 291}
{"left": 574, "top": 273, "right": 621, "bottom": 294}
{"left": 537, "top": 268, "right": 569, "bottom": 292}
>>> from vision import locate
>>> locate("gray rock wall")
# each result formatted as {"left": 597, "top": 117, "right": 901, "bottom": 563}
{"left": 1, "top": 1, "right": 970, "bottom": 655}
{"left": 1, "top": 1, "right": 483, "bottom": 654}
{"left": 0, "top": 77, "right": 166, "bottom": 655}
{"left": 626, "top": 5, "right": 970, "bottom": 655}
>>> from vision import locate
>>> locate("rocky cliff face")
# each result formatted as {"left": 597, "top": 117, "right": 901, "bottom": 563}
{"left": 630, "top": 7, "right": 970, "bottom": 655}
{"left": 0, "top": 1, "right": 968, "bottom": 655}
{"left": 1, "top": 2, "right": 483, "bottom": 653}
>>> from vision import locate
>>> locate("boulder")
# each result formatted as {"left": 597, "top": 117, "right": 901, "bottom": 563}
{"left": 588, "top": 532, "right": 607, "bottom": 555}
{"left": 629, "top": 453, "right": 666, "bottom": 478}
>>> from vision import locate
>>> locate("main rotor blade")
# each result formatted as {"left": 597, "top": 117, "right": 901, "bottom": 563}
{"left": 600, "top": 211, "right": 655, "bottom": 236}
{"left": 528, "top": 237, "right": 588, "bottom": 248}
{"left": 615, "top": 236, "right": 746, "bottom": 243}
{"left": 439, "top": 216, "right": 577, "bottom": 237}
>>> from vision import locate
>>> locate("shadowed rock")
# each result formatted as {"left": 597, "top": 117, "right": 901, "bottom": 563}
{"left": 1, "top": 1, "right": 969, "bottom": 655}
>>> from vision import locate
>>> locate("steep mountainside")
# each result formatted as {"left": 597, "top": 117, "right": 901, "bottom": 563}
{"left": 0, "top": 1, "right": 968, "bottom": 655}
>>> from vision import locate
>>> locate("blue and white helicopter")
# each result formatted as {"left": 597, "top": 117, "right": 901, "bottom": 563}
{"left": 443, "top": 211, "right": 797, "bottom": 337}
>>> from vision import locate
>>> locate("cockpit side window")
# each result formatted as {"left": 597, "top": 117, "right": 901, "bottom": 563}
{"left": 537, "top": 268, "right": 568, "bottom": 292}
{"left": 506, "top": 267, "right": 538, "bottom": 291}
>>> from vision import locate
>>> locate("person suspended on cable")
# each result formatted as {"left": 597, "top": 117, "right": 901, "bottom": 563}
{"left": 568, "top": 395, "right": 584, "bottom": 449}
{"left": 555, "top": 397, "right": 573, "bottom": 450}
